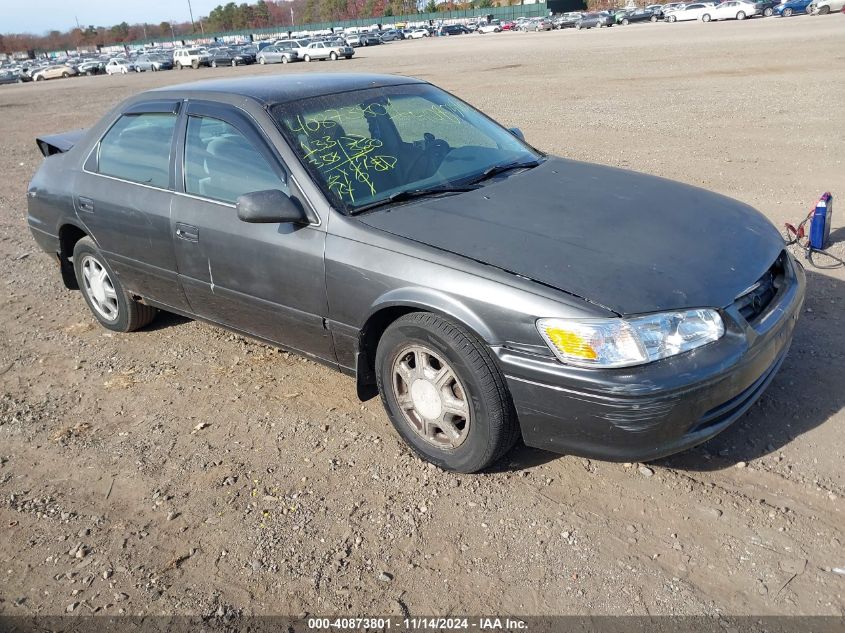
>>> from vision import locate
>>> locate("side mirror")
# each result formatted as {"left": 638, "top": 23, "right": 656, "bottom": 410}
{"left": 236, "top": 189, "right": 309, "bottom": 225}
{"left": 508, "top": 127, "right": 526, "bottom": 142}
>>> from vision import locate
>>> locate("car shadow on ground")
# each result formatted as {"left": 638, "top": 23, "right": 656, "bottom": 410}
{"left": 141, "top": 310, "right": 192, "bottom": 332}
{"left": 491, "top": 266, "right": 845, "bottom": 474}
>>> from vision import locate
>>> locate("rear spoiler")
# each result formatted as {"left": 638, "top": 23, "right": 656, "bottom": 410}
{"left": 36, "top": 129, "right": 87, "bottom": 157}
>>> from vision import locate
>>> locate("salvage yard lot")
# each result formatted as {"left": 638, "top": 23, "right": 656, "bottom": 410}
{"left": 1, "top": 15, "right": 843, "bottom": 617}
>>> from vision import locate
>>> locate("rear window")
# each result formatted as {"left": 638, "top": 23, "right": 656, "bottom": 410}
{"left": 97, "top": 113, "right": 176, "bottom": 188}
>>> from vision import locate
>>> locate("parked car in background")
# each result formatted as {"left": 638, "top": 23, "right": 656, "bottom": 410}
{"left": 774, "top": 0, "right": 814, "bottom": 14}
{"left": 27, "top": 74, "right": 805, "bottom": 473}
{"left": 301, "top": 41, "right": 354, "bottom": 61}
{"left": 105, "top": 59, "right": 134, "bottom": 75}
{"left": 809, "top": 0, "right": 845, "bottom": 13}
{"left": 360, "top": 33, "right": 383, "bottom": 45}
{"left": 379, "top": 29, "right": 403, "bottom": 41}
{"left": 133, "top": 54, "right": 173, "bottom": 72}
{"left": 206, "top": 47, "right": 253, "bottom": 67}
{"left": 553, "top": 12, "right": 584, "bottom": 27}
{"left": 477, "top": 20, "right": 503, "bottom": 33}
{"left": 701, "top": 0, "right": 760, "bottom": 20}
{"left": 665, "top": 3, "right": 715, "bottom": 21}
{"left": 257, "top": 45, "right": 298, "bottom": 64}
{"left": 501, "top": 20, "right": 518, "bottom": 30}
{"left": 576, "top": 12, "right": 616, "bottom": 28}
{"left": 173, "top": 48, "right": 211, "bottom": 69}
{"left": 0, "top": 70, "right": 22, "bottom": 85}
{"left": 32, "top": 64, "right": 78, "bottom": 81}
{"left": 754, "top": 0, "right": 780, "bottom": 15}
{"left": 409, "top": 28, "right": 430, "bottom": 38}
{"left": 77, "top": 60, "right": 106, "bottom": 75}
{"left": 617, "top": 8, "right": 658, "bottom": 23}
{"left": 439, "top": 24, "right": 470, "bottom": 35}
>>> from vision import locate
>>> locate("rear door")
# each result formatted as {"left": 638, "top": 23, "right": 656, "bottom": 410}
{"left": 75, "top": 99, "right": 189, "bottom": 311}
{"left": 170, "top": 100, "right": 333, "bottom": 361}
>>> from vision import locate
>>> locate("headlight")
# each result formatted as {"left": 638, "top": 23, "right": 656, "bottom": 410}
{"left": 537, "top": 309, "right": 724, "bottom": 368}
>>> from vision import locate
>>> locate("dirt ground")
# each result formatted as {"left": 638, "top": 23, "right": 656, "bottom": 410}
{"left": 1, "top": 16, "right": 844, "bottom": 619}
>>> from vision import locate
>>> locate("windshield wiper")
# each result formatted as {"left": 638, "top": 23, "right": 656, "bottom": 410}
{"left": 469, "top": 159, "right": 541, "bottom": 184}
{"left": 350, "top": 184, "right": 479, "bottom": 214}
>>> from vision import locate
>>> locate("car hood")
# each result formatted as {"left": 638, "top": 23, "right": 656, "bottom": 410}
{"left": 358, "top": 157, "right": 785, "bottom": 316}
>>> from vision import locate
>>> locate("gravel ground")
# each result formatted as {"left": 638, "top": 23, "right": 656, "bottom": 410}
{"left": 0, "top": 15, "right": 843, "bottom": 618}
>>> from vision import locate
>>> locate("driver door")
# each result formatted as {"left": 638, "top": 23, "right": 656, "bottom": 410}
{"left": 171, "top": 100, "right": 334, "bottom": 362}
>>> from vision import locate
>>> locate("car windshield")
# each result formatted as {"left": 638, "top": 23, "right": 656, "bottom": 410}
{"left": 271, "top": 83, "right": 540, "bottom": 213}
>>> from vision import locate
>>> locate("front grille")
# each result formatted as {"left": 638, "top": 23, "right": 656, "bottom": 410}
{"left": 734, "top": 252, "right": 786, "bottom": 323}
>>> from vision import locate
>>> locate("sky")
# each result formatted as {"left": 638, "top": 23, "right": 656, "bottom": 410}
{"left": 3, "top": 0, "right": 227, "bottom": 34}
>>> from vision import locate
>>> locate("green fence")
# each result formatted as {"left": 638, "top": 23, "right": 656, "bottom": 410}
{"left": 122, "top": 3, "right": 549, "bottom": 47}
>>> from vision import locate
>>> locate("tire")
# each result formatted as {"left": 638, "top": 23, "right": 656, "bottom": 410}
{"left": 576, "top": 23, "right": 582, "bottom": 29}
{"left": 330, "top": 52, "right": 338, "bottom": 60}
{"left": 651, "top": 14, "right": 658, "bottom": 20}
{"left": 176, "top": 61, "right": 183, "bottom": 69}
{"left": 783, "top": 7, "right": 793, "bottom": 15}
{"left": 702, "top": 13, "right": 712, "bottom": 21}
{"left": 764, "top": 7, "right": 774, "bottom": 15}
{"left": 282, "top": 56, "right": 289, "bottom": 63}
{"left": 818, "top": 4, "right": 830, "bottom": 12}
{"left": 622, "top": 17, "right": 630, "bottom": 24}
{"left": 736, "top": 10, "right": 746, "bottom": 19}
{"left": 135, "top": 66, "right": 142, "bottom": 72}
{"left": 36, "top": 75, "right": 44, "bottom": 81}
{"left": 62, "top": 71, "right": 69, "bottom": 78}
{"left": 304, "top": 55, "right": 311, "bottom": 62}
{"left": 211, "top": 60, "right": 217, "bottom": 68}
{"left": 669, "top": 14, "right": 677, "bottom": 21}
{"left": 231, "top": 60, "right": 237, "bottom": 67}
{"left": 72, "top": 237, "right": 157, "bottom": 333}
{"left": 259, "top": 56, "right": 266, "bottom": 64}
{"left": 191, "top": 60, "right": 199, "bottom": 69}
{"left": 375, "top": 312, "right": 519, "bottom": 473}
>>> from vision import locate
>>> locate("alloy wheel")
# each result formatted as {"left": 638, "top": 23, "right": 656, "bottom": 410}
{"left": 81, "top": 256, "right": 119, "bottom": 321}
{"left": 391, "top": 344, "right": 472, "bottom": 450}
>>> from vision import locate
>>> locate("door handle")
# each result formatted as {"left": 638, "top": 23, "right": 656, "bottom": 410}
{"left": 175, "top": 223, "right": 199, "bottom": 243}
{"left": 77, "top": 197, "right": 95, "bottom": 213}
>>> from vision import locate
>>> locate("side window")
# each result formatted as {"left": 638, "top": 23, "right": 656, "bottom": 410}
{"left": 98, "top": 112, "right": 176, "bottom": 188}
{"left": 184, "top": 115, "right": 288, "bottom": 204}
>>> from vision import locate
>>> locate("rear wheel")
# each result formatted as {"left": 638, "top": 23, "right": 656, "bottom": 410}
{"left": 62, "top": 71, "right": 69, "bottom": 78}
{"left": 702, "top": 13, "right": 712, "bottom": 20}
{"left": 211, "top": 60, "right": 218, "bottom": 68}
{"left": 376, "top": 313, "right": 519, "bottom": 473}
{"left": 330, "top": 52, "right": 338, "bottom": 60}
{"left": 622, "top": 17, "right": 630, "bottom": 24}
{"left": 651, "top": 14, "right": 658, "bottom": 20}
{"left": 282, "top": 56, "right": 290, "bottom": 63}
{"left": 304, "top": 54, "right": 312, "bottom": 62}
{"left": 669, "top": 14, "right": 677, "bottom": 21}
{"left": 231, "top": 59, "right": 237, "bottom": 67}
{"left": 783, "top": 7, "right": 793, "bottom": 14}
{"left": 176, "top": 61, "right": 183, "bottom": 69}
{"left": 191, "top": 60, "right": 199, "bottom": 69}
{"left": 764, "top": 6, "right": 774, "bottom": 15}
{"left": 259, "top": 56, "right": 266, "bottom": 64}
{"left": 736, "top": 10, "right": 747, "bottom": 18}
{"left": 818, "top": 4, "right": 830, "bottom": 12}
{"left": 73, "top": 237, "right": 157, "bottom": 333}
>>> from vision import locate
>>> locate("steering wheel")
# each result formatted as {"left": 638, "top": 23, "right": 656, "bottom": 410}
{"left": 404, "top": 133, "right": 451, "bottom": 182}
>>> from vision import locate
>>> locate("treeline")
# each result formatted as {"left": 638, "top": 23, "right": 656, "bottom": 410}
{"left": 1, "top": 0, "right": 523, "bottom": 54}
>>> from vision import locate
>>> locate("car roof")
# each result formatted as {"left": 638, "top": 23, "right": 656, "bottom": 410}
{"left": 147, "top": 73, "right": 425, "bottom": 106}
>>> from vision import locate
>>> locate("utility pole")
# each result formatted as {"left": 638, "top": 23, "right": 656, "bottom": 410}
{"left": 187, "top": 0, "right": 197, "bottom": 32}
{"left": 75, "top": 16, "right": 81, "bottom": 30}
{"left": 290, "top": 7, "right": 295, "bottom": 26}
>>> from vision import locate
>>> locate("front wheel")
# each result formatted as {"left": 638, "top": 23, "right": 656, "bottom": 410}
{"left": 376, "top": 313, "right": 519, "bottom": 473}
{"left": 783, "top": 7, "right": 793, "bottom": 15}
{"left": 669, "top": 14, "right": 677, "bottom": 21}
{"left": 622, "top": 17, "right": 630, "bottom": 24}
{"left": 259, "top": 56, "right": 266, "bottom": 64}
{"left": 72, "top": 237, "right": 157, "bottom": 333}
{"left": 211, "top": 60, "right": 218, "bottom": 68}
{"left": 764, "top": 7, "right": 774, "bottom": 15}
{"left": 231, "top": 60, "right": 237, "bottom": 67}
{"left": 304, "top": 55, "right": 311, "bottom": 62}
{"left": 651, "top": 14, "right": 658, "bottom": 20}
{"left": 736, "top": 10, "right": 746, "bottom": 19}
{"left": 818, "top": 4, "right": 830, "bottom": 12}
{"left": 702, "top": 13, "right": 712, "bottom": 21}
{"left": 176, "top": 62, "right": 183, "bottom": 69}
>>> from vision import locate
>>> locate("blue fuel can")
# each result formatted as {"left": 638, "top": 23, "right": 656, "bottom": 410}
{"left": 809, "top": 192, "right": 833, "bottom": 250}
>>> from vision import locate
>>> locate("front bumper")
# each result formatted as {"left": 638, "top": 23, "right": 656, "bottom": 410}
{"left": 496, "top": 254, "right": 806, "bottom": 462}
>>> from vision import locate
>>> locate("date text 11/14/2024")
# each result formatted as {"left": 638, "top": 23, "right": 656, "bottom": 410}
{"left": 307, "top": 617, "right": 529, "bottom": 630}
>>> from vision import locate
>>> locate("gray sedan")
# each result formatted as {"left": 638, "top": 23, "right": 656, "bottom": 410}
{"left": 26, "top": 74, "right": 803, "bottom": 472}
{"left": 256, "top": 45, "right": 298, "bottom": 64}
